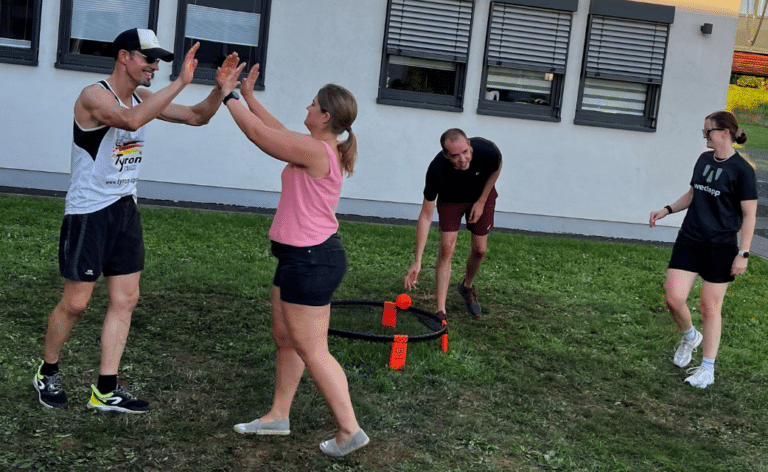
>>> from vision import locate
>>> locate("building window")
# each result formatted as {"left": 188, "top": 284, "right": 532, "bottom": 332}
{"left": 173, "top": 0, "right": 271, "bottom": 87}
{"left": 55, "top": 0, "right": 160, "bottom": 73}
{"left": 478, "top": 0, "right": 577, "bottom": 122}
{"left": 0, "top": 0, "right": 42, "bottom": 66}
{"left": 574, "top": 0, "right": 675, "bottom": 132}
{"left": 377, "top": 0, "right": 474, "bottom": 112}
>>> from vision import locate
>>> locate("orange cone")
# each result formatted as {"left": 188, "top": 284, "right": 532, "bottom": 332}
{"left": 382, "top": 301, "right": 397, "bottom": 328}
{"left": 441, "top": 319, "right": 448, "bottom": 352}
{"left": 389, "top": 335, "right": 408, "bottom": 369}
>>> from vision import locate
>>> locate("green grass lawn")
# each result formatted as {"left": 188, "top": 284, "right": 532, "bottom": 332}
{"left": 741, "top": 123, "right": 768, "bottom": 150}
{"left": 2, "top": 195, "right": 768, "bottom": 471}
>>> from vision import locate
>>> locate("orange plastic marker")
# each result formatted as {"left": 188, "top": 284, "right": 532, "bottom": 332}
{"left": 389, "top": 334, "right": 408, "bottom": 369}
{"left": 382, "top": 301, "right": 397, "bottom": 328}
{"left": 441, "top": 320, "right": 448, "bottom": 352}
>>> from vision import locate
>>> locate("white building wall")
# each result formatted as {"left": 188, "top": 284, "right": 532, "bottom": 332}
{"left": 0, "top": 1, "right": 738, "bottom": 242}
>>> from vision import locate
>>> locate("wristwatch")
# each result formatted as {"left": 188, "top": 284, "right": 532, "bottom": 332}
{"left": 738, "top": 250, "right": 750, "bottom": 259}
{"left": 223, "top": 91, "right": 240, "bottom": 105}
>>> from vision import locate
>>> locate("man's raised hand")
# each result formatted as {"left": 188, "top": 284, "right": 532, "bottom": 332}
{"left": 178, "top": 42, "right": 201, "bottom": 86}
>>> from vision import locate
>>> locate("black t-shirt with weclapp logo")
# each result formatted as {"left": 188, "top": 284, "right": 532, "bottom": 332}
{"left": 680, "top": 151, "right": 758, "bottom": 246}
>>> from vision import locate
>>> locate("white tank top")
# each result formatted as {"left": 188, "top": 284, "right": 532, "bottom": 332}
{"left": 65, "top": 80, "right": 145, "bottom": 215}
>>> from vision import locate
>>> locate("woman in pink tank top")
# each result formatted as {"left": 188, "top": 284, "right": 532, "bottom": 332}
{"left": 217, "top": 57, "right": 369, "bottom": 456}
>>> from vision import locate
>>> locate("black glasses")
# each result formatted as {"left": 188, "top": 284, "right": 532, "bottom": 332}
{"left": 132, "top": 51, "right": 158, "bottom": 65}
{"left": 702, "top": 127, "right": 725, "bottom": 138}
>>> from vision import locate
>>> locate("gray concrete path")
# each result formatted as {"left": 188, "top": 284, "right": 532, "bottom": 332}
{"left": 751, "top": 234, "right": 768, "bottom": 260}
{"left": 736, "top": 148, "right": 768, "bottom": 259}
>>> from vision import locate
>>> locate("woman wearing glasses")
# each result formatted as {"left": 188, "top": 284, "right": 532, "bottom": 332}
{"left": 215, "top": 56, "right": 368, "bottom": 456}
{"left": 649, "top": 111, "right": 758, "bottom": 389}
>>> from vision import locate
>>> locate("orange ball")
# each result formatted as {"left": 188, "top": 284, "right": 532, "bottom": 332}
{"left": 396, "top": 293, "right": 411, "bottom": 310}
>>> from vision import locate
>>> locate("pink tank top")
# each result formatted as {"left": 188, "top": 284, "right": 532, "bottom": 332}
{"left": 269, "top": 141, "right": 343, "bottom": 246}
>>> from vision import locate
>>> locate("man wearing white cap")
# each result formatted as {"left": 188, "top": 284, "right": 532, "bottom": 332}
{"left": 33, "top": 28, "right": 233, "bottom": 413}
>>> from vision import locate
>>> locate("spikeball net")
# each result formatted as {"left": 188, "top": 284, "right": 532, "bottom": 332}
{"left": 329, "top": 295, "right": 448, "bottom": 370}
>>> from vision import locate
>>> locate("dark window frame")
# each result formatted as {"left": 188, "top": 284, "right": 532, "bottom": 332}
{"left": 377, "top": 0, "right": 475, "bottom": 112}
{"left": 574, "top": 0, "right": 675, "bottom": 132}
{"left": 477, "top": 0, "right": 578, "bottom": 122}
{"left": 54, "top": 0, "right": 161, "bottom": 74}
{"left": 0, "top": 0, "right": 43, "bottom": 66}
{"left": 171, "top": 0, "right": 272, "bottom": 88}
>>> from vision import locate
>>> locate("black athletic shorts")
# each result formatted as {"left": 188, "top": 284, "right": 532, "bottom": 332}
{"left": 271, "top": 233, "right": 347, "bottom": 306}
{"left": 59, "top": 196, "right": 145, "bottom": 282}
{"left": 668, "top": 237, "right": 738, "bottom": 284}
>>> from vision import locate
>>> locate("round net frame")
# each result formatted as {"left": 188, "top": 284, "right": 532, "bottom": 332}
{"left": 329, "top": 299, "right": 447, "bottom": 342}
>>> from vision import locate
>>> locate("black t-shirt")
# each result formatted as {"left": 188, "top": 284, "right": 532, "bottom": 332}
{"left": 423, "top": 137, "right": 502, "bottom": 203}
{"left": 679, "top": 151, "right": 758, "bottom": 246}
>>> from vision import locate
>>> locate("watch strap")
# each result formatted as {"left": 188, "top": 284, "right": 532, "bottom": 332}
{"left": 223, "top": 91, "right": 239, "bottom": 105}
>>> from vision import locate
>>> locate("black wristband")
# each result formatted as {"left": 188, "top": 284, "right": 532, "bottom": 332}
{"left": 664, "top": 205, "right": 673, "bottom": 214}
{"left": 223, "top": 91, "right": 240, "bottom": 105}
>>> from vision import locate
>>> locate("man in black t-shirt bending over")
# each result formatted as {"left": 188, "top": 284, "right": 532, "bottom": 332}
{"left": 405, "top": 129, "right": 502, "bottom": 319}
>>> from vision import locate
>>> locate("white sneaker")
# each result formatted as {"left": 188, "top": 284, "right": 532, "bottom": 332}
{"left": 673, "top": 330, "right": 703, "bottom": 367}
{"left": 684, "top": 366, "right": 714, "bottom": 389}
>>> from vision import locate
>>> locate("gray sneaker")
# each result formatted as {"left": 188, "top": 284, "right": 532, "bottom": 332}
{"left": 457, "top": 279, "right": 481, "bottom": 318}
{"left": 673, "top": 330, "right": 703, "bottom": 367}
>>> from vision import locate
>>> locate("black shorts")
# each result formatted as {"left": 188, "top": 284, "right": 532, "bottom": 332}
{"left": 668, "top": 238, "right": 738, "bottom": 284}
{"left": 59, "top": 196, "right": 145, "bottom": 282}
{"left": 271, "top": 233, "right": 347, "bottom": 306}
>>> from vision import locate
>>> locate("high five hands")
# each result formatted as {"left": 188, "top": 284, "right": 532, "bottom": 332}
{"left": 216, "top": 53, "right": 247, "bottom": 96}
{"left": 216, "top": 53, "right": 264, "bottom": 100}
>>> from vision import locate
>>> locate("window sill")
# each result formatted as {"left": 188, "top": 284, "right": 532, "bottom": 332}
{"left": 54, "top": 58, "right": 114, "bottom": 75}
{"left": 376, "top": 97, "right": 463, "bottom": 113}
{"left": 573, "top": 117, "right": 656, "bottom": 133}
{"left": 0, "top": 56, "right": 38, "bottom": 67}
{"left": 477, "top": 105, "right": 560, "bottom": 123}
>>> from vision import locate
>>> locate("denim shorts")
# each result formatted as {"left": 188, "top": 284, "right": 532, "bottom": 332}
{"left": 271, "top": 233, "right": 347, "bottom": 306}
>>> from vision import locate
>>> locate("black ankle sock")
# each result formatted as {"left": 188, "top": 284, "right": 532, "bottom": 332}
{"left": 41, "top": 362, "right": 59, "bottom": 376}
{"left": 97, "top": 375, "right": 118, "bottom": 394}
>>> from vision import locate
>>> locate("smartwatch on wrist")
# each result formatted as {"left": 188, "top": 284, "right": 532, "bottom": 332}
{"left": 223, "top": 91, "right": 240, "bottom": 105}
{"left": 739, "top": 250, "right": 750, "bottom": 259}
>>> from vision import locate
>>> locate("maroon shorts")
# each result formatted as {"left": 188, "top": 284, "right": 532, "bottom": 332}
{"left": 436, "top": 188, "right": 497, "bottom": 236}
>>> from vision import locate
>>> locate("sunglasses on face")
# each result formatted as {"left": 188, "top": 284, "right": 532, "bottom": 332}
{"left": 702, "top": 127, "right": 725, "bottom": 138}
{"left": 132, "top": 51, "right": 158, "bottom": 65}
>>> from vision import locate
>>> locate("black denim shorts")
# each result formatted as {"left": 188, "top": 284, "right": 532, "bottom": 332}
{"left": 271, "top": 233, "right": 347, "bottom": 306}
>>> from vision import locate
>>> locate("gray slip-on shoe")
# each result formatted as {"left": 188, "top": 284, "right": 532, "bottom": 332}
{"left": 233, "top": 418, "right": 290, "bottom": 435}
{"left": 320, "top": 429, "right": 370, "bottom": 457}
